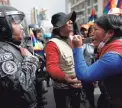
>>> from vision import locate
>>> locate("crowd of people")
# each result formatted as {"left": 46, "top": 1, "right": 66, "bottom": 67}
{"left": 0, "top": 2, "right": 122, "bottom": 108}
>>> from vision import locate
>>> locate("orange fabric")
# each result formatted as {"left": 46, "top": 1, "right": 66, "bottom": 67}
{"left": 80, "top": 24, "right": 89, "bottom": 30}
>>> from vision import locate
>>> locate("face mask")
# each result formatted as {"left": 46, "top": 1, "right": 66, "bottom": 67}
{"left": 97, "top": 41, "right": 105, "bottom": 52}
{"left": 97, "top": 38, "right": 110, "bottom": 52}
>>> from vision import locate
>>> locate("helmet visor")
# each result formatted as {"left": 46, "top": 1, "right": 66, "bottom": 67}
{"left": 8, "top": 14, "right": 25, "bottom": 24}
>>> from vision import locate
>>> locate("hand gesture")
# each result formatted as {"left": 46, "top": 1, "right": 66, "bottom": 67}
{"left": 64, "top": 74, "right": 82, "bottom": 88}
{"left": 20, "top": 48, "right": 32, "bottom": 56}
{"left": 72, "top": 35, "right": 83, "bottom": 48}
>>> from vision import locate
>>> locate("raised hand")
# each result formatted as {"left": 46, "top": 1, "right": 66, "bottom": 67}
{"left": 72, "top": 35, "right": 83, "bottom": 48}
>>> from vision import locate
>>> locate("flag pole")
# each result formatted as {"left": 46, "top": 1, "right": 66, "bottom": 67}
{"left": 29, "top": 28, "right": 35, "bottom": 55}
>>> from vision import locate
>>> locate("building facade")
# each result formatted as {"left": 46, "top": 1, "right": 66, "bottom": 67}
{"left": 68, "top": 0, "right": 106, "bottom": 24}
{"left": 0, "top": 0, "right": 10, "bottom": 5}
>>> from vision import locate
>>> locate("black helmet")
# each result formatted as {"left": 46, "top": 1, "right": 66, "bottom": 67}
{"left": 0, "top": 5, "right": 25, "bottom": 40}
{"left": 28, "top": 24, "right": 42, "bottom": 37}
{"left": 28, "top": 24, "right": 42, "bottom": 32}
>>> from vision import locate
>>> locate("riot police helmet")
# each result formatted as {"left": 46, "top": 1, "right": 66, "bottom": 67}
{"left": 28, "top": 24, "right": 42, "bottom": 32}
{"left": 0, "top": 5, "right": 25, "bottom": 40}
{"left": 28, "top": 24, "right": 42, "bottom": 38}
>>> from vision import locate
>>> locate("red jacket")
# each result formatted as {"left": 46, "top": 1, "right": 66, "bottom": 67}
{"left": 45, "top": 42, "right": 65, "bottom": 81}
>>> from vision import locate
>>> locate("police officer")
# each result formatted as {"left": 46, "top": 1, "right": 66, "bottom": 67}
{"left": 28, "top": 24, "right": 48, "bottom": 107}
{"left": 28, "top": 24, "right": 46, "bottom": 79}
{"left": 0, "top": 5, "right": 39, "bottom": 108}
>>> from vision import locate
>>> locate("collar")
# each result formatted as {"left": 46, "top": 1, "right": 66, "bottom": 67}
{"left": 99, "top": 39, "right": 122, "bottom": 58}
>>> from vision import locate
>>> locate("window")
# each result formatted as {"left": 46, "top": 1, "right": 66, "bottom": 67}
{"left": 91, "top": 0, "right": 94, "bottom": 4}
{"left": 94, "top": 0, "right": 97, "bottom": 3}
{"left": 81, "top": 2, "right": 85, "bottom": 8}
{"left": 80, "top": 17, "right": 86, "bottom": 23}
{"left": 71, "top": 8, "right": 74, "bottom": 12}
{"left": 94, "top": 5, "right": 98, "bottom": 11}
{"left": 77, "top": 11, "right": 84, "bottom": 16}
{"left": 78, "top": 3, "right": 82, "bottom": 10}
{"left": 78, "top": 4, "right": 82, "bottom": 10}
{"left": 72, "top": 0, "right": 75, "bottom": 4}
{"left": 87, "top": 0, "right": 91, "bottom": 6}
{"left": 81, "top": 11, "right": 84, "bottom": 16}
{"left": 82, "top": 18, "right": 85, "bottom": 23}
{"left": 76, "top": 5, "right": 79, "bottom": 11}
{"left": 75, "top": 7, "right": 77, "bottom": 11}
{"left": 71, "top": 7, "right": 75, "bottom": 12}
{"left": 87, "top": 8, "right": 91, "bottom": 14}
{"left": 77, "top": 19, "right": 81, "bottom": 24}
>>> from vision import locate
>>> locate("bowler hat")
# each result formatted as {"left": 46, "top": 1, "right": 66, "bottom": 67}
{"left": 51, "top": 11, "right": 76, "bottom": 29}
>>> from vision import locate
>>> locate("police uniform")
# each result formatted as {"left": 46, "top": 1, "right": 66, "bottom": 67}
{"left": 0, "top": 41, "right": 39, "bottom": 108}
{"left": 0, "top": 5, "right": 39, "bottom": 108}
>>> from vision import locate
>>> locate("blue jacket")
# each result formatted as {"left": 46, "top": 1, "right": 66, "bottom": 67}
{"left": 73, "top": 48, "right": 122, "bottom": 82}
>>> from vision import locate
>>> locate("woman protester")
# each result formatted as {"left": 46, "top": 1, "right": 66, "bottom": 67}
{"left": 72, "top": 14, "right": 122, "bottom": 108}
{"left": 82, "top": 25, "right": 96, "bottom": 108}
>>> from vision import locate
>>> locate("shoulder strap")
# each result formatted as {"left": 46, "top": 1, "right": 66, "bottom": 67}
{"left": 0, "top": 42, "right": 23, "bottom": 62}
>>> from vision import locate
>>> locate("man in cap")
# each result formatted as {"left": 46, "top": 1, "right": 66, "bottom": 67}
{"left": 45, "top": 11, "right": 82, "bottom": 108}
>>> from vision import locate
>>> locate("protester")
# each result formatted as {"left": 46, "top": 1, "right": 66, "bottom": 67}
{"left": 0, "top": 5, "right": 39, "bottom": 108}
{"left": 45, "top": 11, "right": 82, "bottom": 108}
{"left": 82, "top": 25, "right": 96, "bottom": 108}
{"left": 97, "top": 7, "right": 122, "bottom": 108}
{"left": 83, "top": 25, "right": 95, "bottom": 65}
{"left": 28, "top": 24, "right": 49, "bottom": 107}
{"left": 80, "top": 24, "right": 89, "bottom": 38}
{"left": 72, "top": 14, "right": 122, "bottom": 108}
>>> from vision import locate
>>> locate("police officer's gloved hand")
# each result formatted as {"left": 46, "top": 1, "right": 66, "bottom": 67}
{"left": 20, "top": 48, "right": 32, "bottom": 56}
{"left": 20, "top": 47, "right": 39, "bottom": 67}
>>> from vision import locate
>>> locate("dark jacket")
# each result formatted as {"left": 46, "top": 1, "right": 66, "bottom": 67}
{"left": 0, "top": 41, "right": 39, "bottom": 108}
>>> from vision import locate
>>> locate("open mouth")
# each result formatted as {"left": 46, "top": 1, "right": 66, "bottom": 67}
{"left": 92, "top": 37, "right": 97, "bottom": 43}
{"left": 92, "top": 36, "right": 96, "bottom": 41}
{"left": 92, "top": 38, "right": 96, "bottom": 42}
